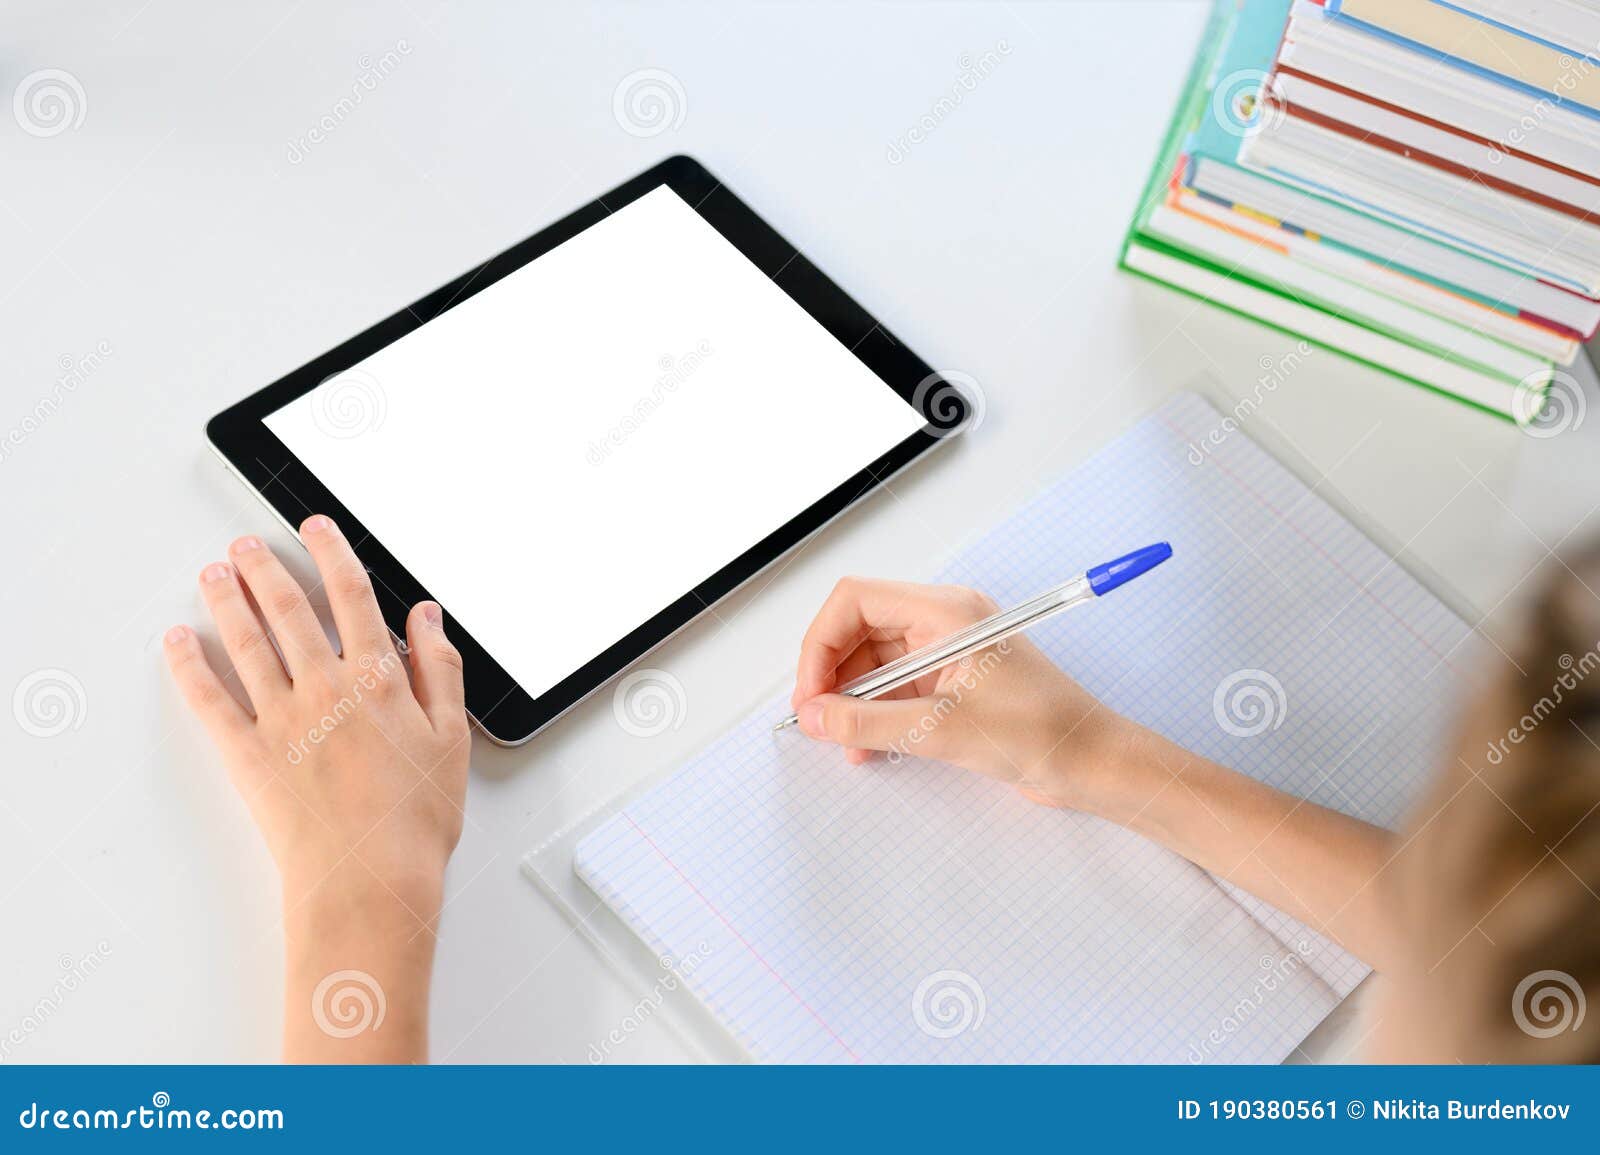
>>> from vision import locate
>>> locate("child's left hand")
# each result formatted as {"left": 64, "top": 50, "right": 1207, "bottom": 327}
{"left": 165, "top": 514, "right": 470, "bottom": 1061}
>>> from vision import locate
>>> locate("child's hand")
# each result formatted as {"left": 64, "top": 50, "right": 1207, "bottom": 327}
{"left": 789, "top": 578, "right": 1131, "bottom": 808}
{"left": 164, "top": 514, "right": 469, "bottom": 1061}
{"left": 791, "top": 578, "right": 1403, "bottom": 971}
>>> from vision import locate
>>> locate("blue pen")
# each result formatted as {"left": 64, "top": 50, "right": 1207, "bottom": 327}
{"left": 773, "top": 543, "right": 1172, "bottom": 731}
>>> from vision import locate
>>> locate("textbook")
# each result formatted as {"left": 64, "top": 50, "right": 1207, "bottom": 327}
{"left": 1325, "top": 0, "right": 1600, "bottom": 119}
{"left": 1119, "top": 0, "right": 1599, "bottom": 422}
{"left": 1276, "top": 3, "right": 1600, "bottom": 176}
{"left": 1250, "top": 1, "right": 1600, "bottom": 304}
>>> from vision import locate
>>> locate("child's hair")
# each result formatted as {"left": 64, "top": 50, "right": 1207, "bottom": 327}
{"left": 1393, "top": 548, "right": 1600, "bottom": 1061}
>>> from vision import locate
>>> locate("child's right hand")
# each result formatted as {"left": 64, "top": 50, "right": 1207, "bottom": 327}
{"left": 789, "top": 578, "right": 1135, "bottom": 809}
{"left": 790, "top": 578, "right": 1402, "bottom": 971}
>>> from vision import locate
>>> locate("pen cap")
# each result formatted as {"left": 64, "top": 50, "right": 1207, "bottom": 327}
{"left": 1087, "top": 542, "right": 1172, "bottom": 596}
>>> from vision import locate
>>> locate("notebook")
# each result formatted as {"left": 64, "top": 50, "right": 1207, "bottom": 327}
{"left": 569, "top": 392, "right": 1474, "bottom": 1063}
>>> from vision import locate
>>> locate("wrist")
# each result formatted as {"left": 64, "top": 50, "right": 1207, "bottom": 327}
{"left": 279, "top": 856, "right": 442, "bottom": 1062}
{"left": 1045, "top": 713, "right": 1164, "bottom": 819}
{"left": 283, "top": 853, "right": 446, "bottom": 940}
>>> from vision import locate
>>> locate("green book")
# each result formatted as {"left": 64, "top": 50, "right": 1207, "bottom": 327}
{"left": 1119, "top": 0, "right": 1552, "bottom": 423}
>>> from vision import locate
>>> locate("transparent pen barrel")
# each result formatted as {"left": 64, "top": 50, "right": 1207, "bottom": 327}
{"left": 836, "top": 575, "right": 1094, "bottom": 700}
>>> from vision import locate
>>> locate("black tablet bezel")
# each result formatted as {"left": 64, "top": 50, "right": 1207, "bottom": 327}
{"left": 206, "top": 155, "right": 969, "bottom": 744}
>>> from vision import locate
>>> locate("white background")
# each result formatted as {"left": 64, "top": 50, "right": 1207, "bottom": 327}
{"left": 266, "top": 184, "right": 924, "bottom": 703}
{"left": 4, "top": 1, "right": 1599, "bottom": 1063}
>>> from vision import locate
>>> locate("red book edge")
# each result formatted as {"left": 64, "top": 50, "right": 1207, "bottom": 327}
{"left": 1264, "top": 91, "right": 1600, "bottom": 226}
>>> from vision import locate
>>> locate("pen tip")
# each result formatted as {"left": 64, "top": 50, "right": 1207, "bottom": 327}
{"left": 773, "top": 717, "right": 796, "bottom": 732}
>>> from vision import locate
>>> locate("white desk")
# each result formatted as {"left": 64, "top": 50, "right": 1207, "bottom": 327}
{"left": 6, "top": 1, "right": 1598, "bottom": 1063}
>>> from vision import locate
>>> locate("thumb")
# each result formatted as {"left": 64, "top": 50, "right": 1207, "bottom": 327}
{"left": 406, "top": 600, "right": 466, "bottom": 731}
{"left": 796, "top": 693, "right": 935, "bottom": 755}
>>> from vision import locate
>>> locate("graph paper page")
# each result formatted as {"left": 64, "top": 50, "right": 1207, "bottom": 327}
{"left": 574, "top": 392, "right": 1472, "bottom": 1063}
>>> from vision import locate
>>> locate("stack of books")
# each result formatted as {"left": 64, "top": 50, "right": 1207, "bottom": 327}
{"left": 1122, "top": 0, "right": 1600, "bottom": 422}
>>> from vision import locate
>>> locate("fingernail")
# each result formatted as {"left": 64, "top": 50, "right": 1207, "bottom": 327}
{"left": 164, "top": 624, "right": 190, "bottom": 644}
{"left": 422, "top": 601, "right": 442, "bottom": 627}
{"left": 303, "top": 514, "right": 333, "bottom": 534}
{"left": 201, "top": 563, "right": 232, "bottom": 583}
{"left": 231, "top": 535, "right": 263, "bottom": 553}
{"left": 797, "top": 700, "right": 825, "bottom": 738}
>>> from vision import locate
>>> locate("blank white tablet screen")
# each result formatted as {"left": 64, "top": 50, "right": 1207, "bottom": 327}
{"left": 265, "top": 185, "right": 926, "bottom": 700}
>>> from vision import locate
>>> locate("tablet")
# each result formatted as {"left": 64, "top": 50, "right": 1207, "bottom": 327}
{"left": 207, "top": 156, "right": 969, "bottom": 745}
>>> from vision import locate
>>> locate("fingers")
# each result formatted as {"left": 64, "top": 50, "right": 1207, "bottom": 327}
{"left": 825, "top": 640, "right": 911, "bottom": 764}
{"left": 226, "top": 535, "right": 334, "bottom": 679}
{"left": 794, "top": 579, "right": 999, "bottom": 707}
{"left": 163, "top": 623, "right": 253, "bottom": 739}
{"left": 795, "top": 692, "right": 932, "bottom": 755}
{"left": 198, "top": 560, "right": 291, "bottom": 707}
{"left": 405, "top": 601, "right": 467, "bottom": 734}
{"left": 791, "top": 580, "right": 1002, "bottom": 761}
{"left": 794, "top": 578, "right": 926, "bottom": 706}
{"left": 1017, "top": 785, "right": 1068, "bottom": 808}
{"left": 299, "top": 515, "right": 392, "bottom": 661}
